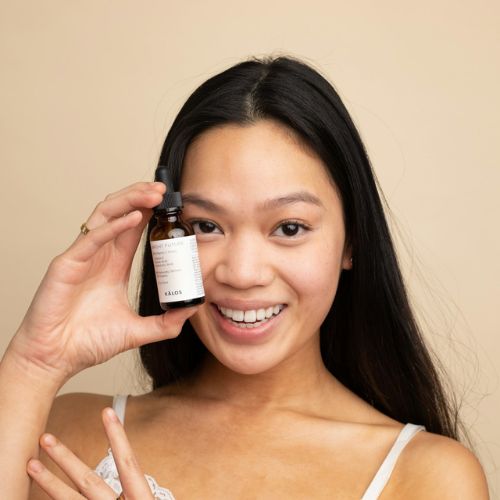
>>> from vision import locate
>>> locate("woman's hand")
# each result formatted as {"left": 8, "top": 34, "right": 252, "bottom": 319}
{"left": 27, "top": 407, "right": 154, "bottom": 499}
{"left": 7, "top": 182, "right": 199, "bottom": 383}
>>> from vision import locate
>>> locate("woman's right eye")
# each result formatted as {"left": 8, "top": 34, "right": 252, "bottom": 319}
{"left": 191, "top": 220, "right": 222, "bottom": 234}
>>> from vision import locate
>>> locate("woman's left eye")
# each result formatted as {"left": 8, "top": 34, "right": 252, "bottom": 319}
{"left": 273, "top": 221, "right": 310, "bottom": 238}
{"left": 191, "top": 220, "right": 222, "bottom": 234}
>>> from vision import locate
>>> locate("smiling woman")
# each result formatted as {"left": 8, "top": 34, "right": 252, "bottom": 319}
{"left": 175, "top": 121, "right": 348, "bottom": 372}
{"left": 0, "top": 56, "right": 489, "bottom": 499}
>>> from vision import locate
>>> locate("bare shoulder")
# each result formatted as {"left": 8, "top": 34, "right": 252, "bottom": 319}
{"left": 387, "top": 430, "right": 489, "bottom": 499}
{"left": 45, "top": 392, "right": 113, "bottom": 456}
{"left": 29, "top": 392, "right": 113, "bottom": 500}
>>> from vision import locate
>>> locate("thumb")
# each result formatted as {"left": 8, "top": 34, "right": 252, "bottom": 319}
{"left": 126, "top": 305, "right": 201, "bottom": 348}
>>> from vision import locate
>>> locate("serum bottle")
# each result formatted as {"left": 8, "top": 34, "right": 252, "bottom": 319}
{"left": 150, "top": 167, "right": 205, "bottom": 310}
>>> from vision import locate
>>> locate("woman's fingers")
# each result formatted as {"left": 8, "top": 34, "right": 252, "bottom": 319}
{"left": 113, "top": 207, "right": 153, "bottom": 259}
{"left": 65, "top": 182, "right": 165, "bottom": 267}
{"left": 27, "top": 459, "right": 85, "bottom": 499}
{"left": 27, "top": 407, "right": 159, "bottom": 500}
{"left": 27, "top": 435, "right": 116, "bottom": 499}
{"left": 84, "top": 183, "right": 165, "bottom": 231}
{"left": 102, "top": 408, "right": 154, "bottom": 498}
{"left": 68, "top": 210, "right": 144, "bottom": 263}
{"left": 124, "top": 305, "right": 201, "bottom": 349}
{"left": 101, "top": 181, "right": 165, "bottom": 203}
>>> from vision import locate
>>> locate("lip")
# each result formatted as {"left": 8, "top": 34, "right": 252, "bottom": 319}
{"left": 209, "top": 303, "right": 286, "bottom": 344}
{"left": 212, "top": 299, "right": 285, "bottom": 311}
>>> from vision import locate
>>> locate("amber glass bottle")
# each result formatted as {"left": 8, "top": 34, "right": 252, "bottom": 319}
{"left": 150, "top": 168, "right": 205, "bottom": 310}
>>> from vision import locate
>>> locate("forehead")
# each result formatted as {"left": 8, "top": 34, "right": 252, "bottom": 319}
{"left": 180, "top": 120, "right": 340, "bottom": 210}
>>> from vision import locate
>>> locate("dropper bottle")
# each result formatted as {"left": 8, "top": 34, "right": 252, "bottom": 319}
{"left": 150, "top": 167, "right": 205, "bottom": 310}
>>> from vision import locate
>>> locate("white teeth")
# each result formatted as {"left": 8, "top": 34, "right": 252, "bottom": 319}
{"left": 232, "top": 310, "right": 244, "bottom": 322}
{"left": 244, "top": 310, "right": 257, "bottom": 322}
{"left": 217, "top": 304, "right": 284, "bottom": 324}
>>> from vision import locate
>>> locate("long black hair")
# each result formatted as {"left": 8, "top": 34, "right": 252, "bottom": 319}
{"left": 138, "top": 55, "right": 463, "bottom": 441}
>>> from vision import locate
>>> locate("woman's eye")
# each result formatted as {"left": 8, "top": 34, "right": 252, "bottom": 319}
{"left": 273, "top": 222, "right": 310, "bottom": 238}
{"left": 191, "top": 220, "right": 222, "bottom": 234}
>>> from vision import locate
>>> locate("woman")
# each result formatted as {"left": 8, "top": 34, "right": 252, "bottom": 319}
{"left": 0, "top": 56, "right": 488, "bottom": 499}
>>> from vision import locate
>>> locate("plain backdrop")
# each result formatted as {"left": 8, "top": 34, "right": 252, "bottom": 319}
{"left": 1, "top": 0, "right": 499, "bottom": 495}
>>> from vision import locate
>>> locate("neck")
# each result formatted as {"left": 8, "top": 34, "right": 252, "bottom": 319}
{"left": 184, "top": 335, "right": 339, "bottom": 414}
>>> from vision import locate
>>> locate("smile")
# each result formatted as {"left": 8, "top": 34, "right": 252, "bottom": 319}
{"left": 215, "top": 304, "right": 285, "bottom": 328}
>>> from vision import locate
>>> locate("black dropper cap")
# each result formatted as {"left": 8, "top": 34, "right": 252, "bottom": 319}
{"left": 154, "top": 166, "right": 183, "bottom": 213}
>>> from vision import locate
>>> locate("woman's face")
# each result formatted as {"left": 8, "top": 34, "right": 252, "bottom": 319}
{"left": 180, "top": 120, "right": 351, "bottom": 375}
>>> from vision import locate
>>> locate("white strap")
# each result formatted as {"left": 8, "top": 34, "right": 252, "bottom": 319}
{"left": 361, "top": 423, "right": 425, "bottom": 499}
{"left": 112, "top": 394, "right": 128, "bottom": 425}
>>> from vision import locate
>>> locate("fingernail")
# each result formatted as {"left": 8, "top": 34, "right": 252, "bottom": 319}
{"left": 105, "top": 407, "right": 119, "bottom": 422}
{"left": 41, "top": 434, "right": 57, "bottom": 447}
{"left": 28, "top": 459, "right": 44, "bottom": 473}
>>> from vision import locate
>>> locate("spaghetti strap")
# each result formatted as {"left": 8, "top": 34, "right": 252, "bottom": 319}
{"left": 361, "top": 423, "right": 425, "bottom": 499}
{"left": 112, "top": 394, "right": 128, "bottom": 425}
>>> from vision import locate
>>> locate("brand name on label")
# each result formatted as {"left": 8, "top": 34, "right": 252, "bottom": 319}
{"left": 164, "top": 290, "right": 182, "bottom": 296}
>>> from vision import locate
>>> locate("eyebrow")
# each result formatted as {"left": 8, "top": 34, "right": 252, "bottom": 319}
{"left": 182, "top": 191, "right": 324, "bottom": 213}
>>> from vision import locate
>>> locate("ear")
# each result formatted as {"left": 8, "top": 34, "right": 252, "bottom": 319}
{"left": 342, "top": 247, "right": 353, "bottom": 271}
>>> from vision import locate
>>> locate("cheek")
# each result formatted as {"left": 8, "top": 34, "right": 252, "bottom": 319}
{"left": 195, "top": 242, "right": 221, "bottom": 281}
{"left": 195, "top": 232, "right": 343, "bottom": 299}
{"left": 283, "top": 236, "right": 344, "bottom": 313}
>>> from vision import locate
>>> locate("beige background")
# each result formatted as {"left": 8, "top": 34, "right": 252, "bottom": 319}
{"left": 1, "top": 0, "right": 499, "bottom": 495}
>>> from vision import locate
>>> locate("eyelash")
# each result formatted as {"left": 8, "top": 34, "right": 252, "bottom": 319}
{"left": 189, "top": 220, "right": 219, "bottom": 235}
{"left": 273, "top": 220, "right": 312, "bottom": 238}
{"left": 188, "top": 219, "right": 312, "bottom": 238}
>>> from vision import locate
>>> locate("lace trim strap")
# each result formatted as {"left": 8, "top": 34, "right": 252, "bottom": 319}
{"left": 94, "top": 449, "right": 175, "bottom": 499}
{"left": 112, "top": 394, "right": 128, "bottom": 425}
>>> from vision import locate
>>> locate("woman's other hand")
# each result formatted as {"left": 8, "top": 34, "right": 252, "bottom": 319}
{"left": 7, "top": 182, "right": 199, "bottom": 383}
{"left": 27, "top": 407, "right": 154, "bottom": 499}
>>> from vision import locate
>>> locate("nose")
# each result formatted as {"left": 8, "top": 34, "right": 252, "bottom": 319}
{"left": 214, "top": 231, "right": 274, "bottom": 290}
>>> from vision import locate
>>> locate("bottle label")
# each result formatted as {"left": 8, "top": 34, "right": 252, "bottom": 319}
{"left": 151, "top": 235, "right": 204, "bottom": 303}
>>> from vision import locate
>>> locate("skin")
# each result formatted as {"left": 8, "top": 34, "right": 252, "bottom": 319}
{"left": 23, "top": 121, "right": 489, "bottom": 499}
{"left": 179, "top": 119, "right": 351, "bottom": 402}
{"left": 27, "top": 408, "right": 153, "bottom": 499}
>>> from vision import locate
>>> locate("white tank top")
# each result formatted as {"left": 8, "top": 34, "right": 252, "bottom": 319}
{"left": 94, "top": 394, "right": 425, "bottom": 499}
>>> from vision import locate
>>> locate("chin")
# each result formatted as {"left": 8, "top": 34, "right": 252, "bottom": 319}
{"left": 208, "top": 344, "right": 285, "bottom": 376}
{"left": 220, "top": 361, "right": 278, "bottom": 376}
{"left": 190, "top": 306, "right": 296, "bottom": 375}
